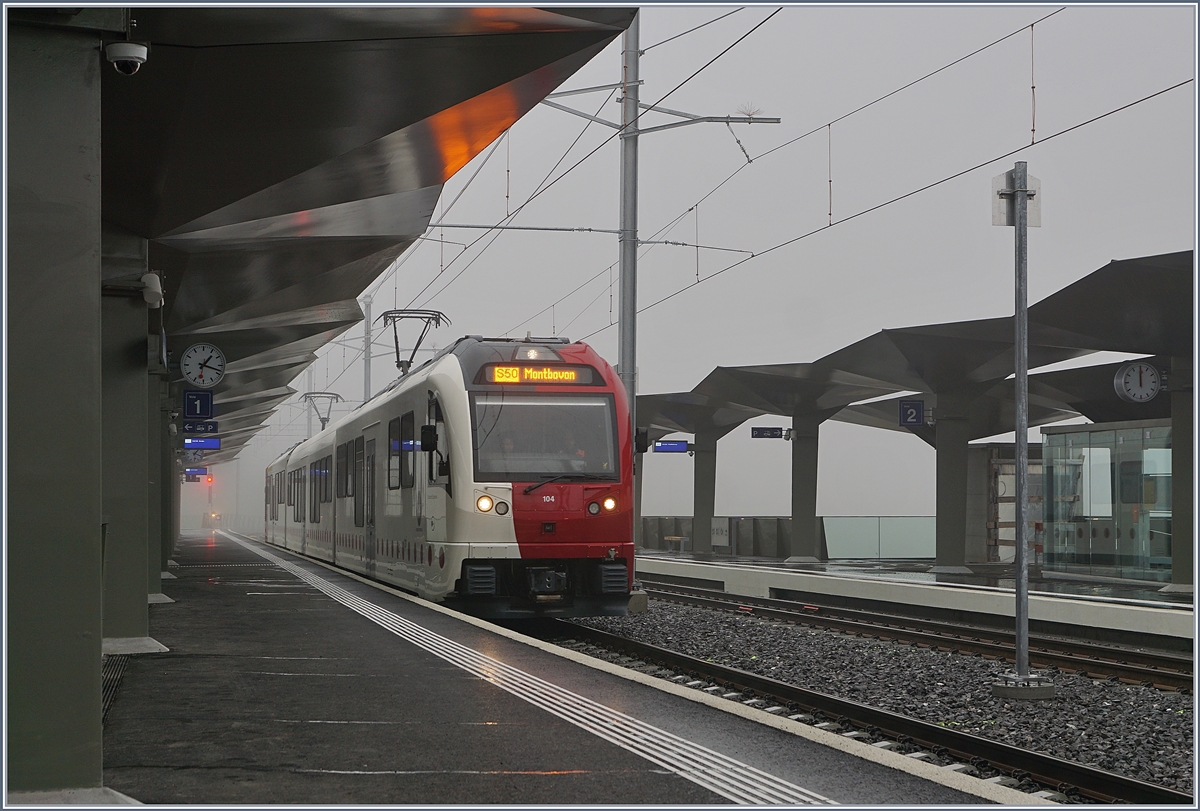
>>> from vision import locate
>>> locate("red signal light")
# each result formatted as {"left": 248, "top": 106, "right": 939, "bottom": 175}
{"left": 207, "top": 476, "right": 213, "bottom": 484}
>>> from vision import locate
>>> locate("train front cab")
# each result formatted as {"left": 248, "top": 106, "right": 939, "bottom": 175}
{"left": 445, "top": 339, "right": 634, "bottom": 618}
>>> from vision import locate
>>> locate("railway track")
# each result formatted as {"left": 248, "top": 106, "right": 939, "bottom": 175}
{"left": 639, "top": 579, "right": 1193, "bottom": 692}
{"left": 546, "top": 620, "right": 1193, "bottom": 805}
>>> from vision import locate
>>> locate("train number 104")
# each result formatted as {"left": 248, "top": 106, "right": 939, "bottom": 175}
{"left": 543, "top": 495, "right": 555, "bottom": 503}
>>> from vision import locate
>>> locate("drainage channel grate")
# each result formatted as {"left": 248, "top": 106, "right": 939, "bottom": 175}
{"left": 101, "top": 654, "right": 130, "bottom": 725}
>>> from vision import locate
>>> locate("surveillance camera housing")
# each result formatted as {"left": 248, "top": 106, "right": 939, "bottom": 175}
{"left": 105, "top": 41, "right": 148, "bottom": 75}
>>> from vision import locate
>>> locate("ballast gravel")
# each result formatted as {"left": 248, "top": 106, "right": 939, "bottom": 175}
{"left": 571, "top": 600, "right": 1194, "bottom": 794}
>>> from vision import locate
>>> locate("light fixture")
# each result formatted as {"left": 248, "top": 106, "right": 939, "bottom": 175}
{"left": 602, "top": 496, "right": 617, "bottom": 512}
{"left": 476, "top": 495, "right": 494, "bottom": 512}
{"left": 495, "top": 501, "right": 509, "bottom": 516}
{"left": 587, "top": 502, "right": 601, "bottom": 515}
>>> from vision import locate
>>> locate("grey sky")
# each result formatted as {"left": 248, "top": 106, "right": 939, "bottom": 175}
{"left": 193, "top": 5, "right": 1196, "bottom": 530}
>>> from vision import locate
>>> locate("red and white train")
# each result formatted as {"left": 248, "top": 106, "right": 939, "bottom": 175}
{"left": 265, "top": 335, "right": 634, "bottom": 618}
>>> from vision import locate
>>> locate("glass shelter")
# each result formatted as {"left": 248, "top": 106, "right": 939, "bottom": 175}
{"left": 1043, "top": 419, "right": 1172, "bottom": 583}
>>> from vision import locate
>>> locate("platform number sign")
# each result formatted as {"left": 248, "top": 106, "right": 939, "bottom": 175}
{"left": 899, "top": 399, "right": 925, "bottom": 428}
{"left": 183, "top": 390, "right": 214, "bottom": 420}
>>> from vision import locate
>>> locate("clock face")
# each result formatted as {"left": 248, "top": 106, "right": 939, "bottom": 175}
{"left": 1113, "top": 362, "right": 1161, "bottom": 403}
{"left": 180, "top": 343, "right": 226, "bottom": 389}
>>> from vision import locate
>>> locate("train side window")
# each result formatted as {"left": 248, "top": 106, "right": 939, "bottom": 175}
{"left": 286, "top": 471, "right": 293, "bottom": 507}
{"left": 427, "top": 397, "right": 451, "bottom": 498}
{"left": 353, "top": 436, "right": 365, "bottom": 528}
{"left": 310, "top": 462, "right": 320, "bottom": 523}
{"left": 400, "top": 412, "right": 414, "bottom": 489}
{"left": 324, "top": 454, "right": 333, "bottom": 502}
{"left": 295, "top": 468, "right": 305, "bottom": 523}
{"left": 336, "top": 443, "right": 348, "bottom": 498}
{"left": 388, "top": 417, "right": 401, "bottom": 490}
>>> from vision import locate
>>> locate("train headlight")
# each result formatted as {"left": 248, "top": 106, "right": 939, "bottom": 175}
{"left": 587, "top": 501, "right": 601, "bottom": 516}
{"left": 476, "top": 495, "right": 494, "bottom": 513}
{"left": 495, "top": 501, "right": 509, "bottom": 516}
{"left": 602, "top": 496, "right": 617, "bottom": 512}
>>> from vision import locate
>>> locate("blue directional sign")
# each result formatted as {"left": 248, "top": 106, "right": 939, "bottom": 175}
{"left": 653, "top": 440, "right": 690, "bottom": 453}
{"left": 183, "top": 437, "right": 221, "bottom": 450}
{"left": 182, "top": 420, "right": 218, "bottom": 434}
{"left": 899, "top": 399, "right": 925, "bottom": 427}
{"left": 183, "top": 390, "right": 214, "bottom": 419}
{"left": 751, "top": 427, "right": 785, "bottom": 439}
{"left": 184, "top": 467, "right": 208, "bottom": 476}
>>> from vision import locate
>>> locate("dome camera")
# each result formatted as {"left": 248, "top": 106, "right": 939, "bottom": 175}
{"left": 105, "top": 42, "right": 148, "bottom": 75}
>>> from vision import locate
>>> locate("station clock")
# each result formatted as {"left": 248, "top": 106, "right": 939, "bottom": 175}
{"left": 1113, "top": 361, "right": 1161, "bottom": 403}
{"left": 180, "top": 342, "right": 227, "bottom": 389}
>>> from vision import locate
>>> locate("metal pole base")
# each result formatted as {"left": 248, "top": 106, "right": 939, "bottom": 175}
{"left": 991, "top": 671, "right": 1056, "bottom": 700}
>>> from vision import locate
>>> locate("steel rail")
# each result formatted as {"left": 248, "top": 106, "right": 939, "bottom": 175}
{"left": 554, "top": 622, "right": 1194, "bottom": 805}
{"left": 641, "top": 581, "right": 1193, "bottom": 690}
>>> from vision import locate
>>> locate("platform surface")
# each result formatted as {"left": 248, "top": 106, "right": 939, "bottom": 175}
{"left": 102, "top": 530, "right": 1006, "bottom": 805}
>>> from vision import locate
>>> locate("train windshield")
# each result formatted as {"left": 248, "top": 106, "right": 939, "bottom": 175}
{"left": 473, "top": 394, "right": 618, "bottom": 480}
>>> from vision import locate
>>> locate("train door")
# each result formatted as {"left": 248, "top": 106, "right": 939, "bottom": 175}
{"left": 425, "top": 395, "right": 448, "bottom": 545}
{"left": 365, "top": 438, "right": 377, "bottom": 577}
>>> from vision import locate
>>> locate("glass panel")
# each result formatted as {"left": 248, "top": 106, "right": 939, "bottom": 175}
{"left": 473, "top": 394, "right": 617, "bottom": 480}
{"left": 1145, "top": 429, "right": 1172, "bottom": 577}
{"left": 1044, "top": 434, "right": 1085, "bottom": 572}
{"left": 878, "top": 517, "right": 935, "bottom": 558}
{"left": 823, "top": 517, "right": 880, "bottom": 559}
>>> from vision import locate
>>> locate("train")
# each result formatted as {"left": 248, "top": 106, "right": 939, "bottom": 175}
{"left": 265, "top": 335, "right": 634, "bottom": 618}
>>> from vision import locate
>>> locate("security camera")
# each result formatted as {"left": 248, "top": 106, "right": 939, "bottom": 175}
{"left": 105, "top": 42, "right": 148, "bottom": 75}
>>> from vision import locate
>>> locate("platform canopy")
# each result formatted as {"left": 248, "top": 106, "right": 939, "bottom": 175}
{"left": 691, "top": 362, "right": 910, "bottom": 424}
{"left": 648, "top": 249, "right": 1192, "bottom": 448}
{"left": 96, "top": 7, "right": 635, "bottom": 462}
{"left": 636, "top": 391, "right": 766, "bottom": 443}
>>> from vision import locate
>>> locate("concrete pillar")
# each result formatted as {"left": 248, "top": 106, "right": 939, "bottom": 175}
{"left": 633, "top": 453, "right": 645, "bottom": 549}
{"left": 691, "top": 430, "right": 720, "bottom": 556}
{"left": 160, "top": 393, "right": 176, "bottom": 568}
{"left": 6, "top": 23, "right": 104, "bottom": 792}
{"left": 1164, "top": 355, "right": 1193, "bottom": 592}
{"left": 170, "top": 460, "right": 182, "bottom": 556}
{"left": 786, "top": 415, "right": 823, "bottom": 562}
{"left": 932, "top": 391, "right": 973, "bottom": 573}
{"left": 147, "top": 371, "right": 169, "bottom": 602}
{"left": 101, "top": 293, "right": 165, "bottom": 652}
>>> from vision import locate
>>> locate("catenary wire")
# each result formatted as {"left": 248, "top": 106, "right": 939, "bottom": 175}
{"left": 410, "top": 8, "right": 783, "bottom": 310}
{"left": 640, "top": 8, "right": 744, "bottom": 53}
{"left": 578, "top": 77, "right": 1194, "bottom": 339}
{"left": 506, "top": 7, "right": 1073, "bottom": 340}
{"left": 403, "top": 89, "right": 618, "bottom": 309}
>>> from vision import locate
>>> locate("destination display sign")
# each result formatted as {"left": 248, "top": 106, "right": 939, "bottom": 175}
{"left": 653, "top": 440, "right": 690, "bottom": 453}
{"left": 184, "top": 467, "right": 208, "bottom": 475}
{"left": 484, "top": 364, "right": 595, "bottom": 385}
{"left": 183, "top": 437, "right": 221, "bottom": 450}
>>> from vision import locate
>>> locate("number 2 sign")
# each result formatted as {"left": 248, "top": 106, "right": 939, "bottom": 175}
{"left": 898, "top": 399, "right": 925, "bottom": 428}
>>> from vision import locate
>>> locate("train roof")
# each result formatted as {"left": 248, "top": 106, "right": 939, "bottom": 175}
{"left": 268, "top": 334, "right": 600, "bottom": 468}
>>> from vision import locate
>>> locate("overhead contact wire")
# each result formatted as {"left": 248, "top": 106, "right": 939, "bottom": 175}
{"left": 581, "top": 77, "right": 1194, "bottom": 338}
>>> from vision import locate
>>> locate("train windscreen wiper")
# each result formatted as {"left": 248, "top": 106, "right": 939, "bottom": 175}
{"left": 523, "top": 473, "right": 610, "bottom": 495}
